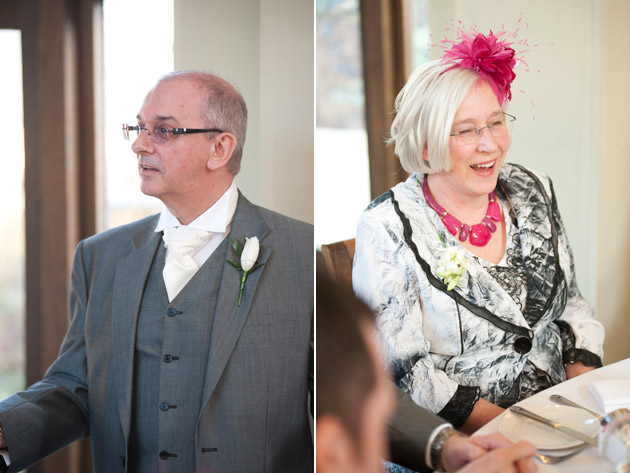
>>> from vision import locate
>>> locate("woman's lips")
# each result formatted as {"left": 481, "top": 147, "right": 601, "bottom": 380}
{"left": 470, "top": 160, "right": 496, "bottom": 175}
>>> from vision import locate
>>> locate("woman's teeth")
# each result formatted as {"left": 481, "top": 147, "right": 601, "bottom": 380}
{"left": 471, "top": 161, "right": 494, "bottom": 169}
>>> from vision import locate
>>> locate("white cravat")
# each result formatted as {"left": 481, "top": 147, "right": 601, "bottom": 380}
{"left": 162, "top": 226, "right": 213, "bottom": 301}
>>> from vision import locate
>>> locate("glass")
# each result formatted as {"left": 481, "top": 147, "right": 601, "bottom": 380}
{"left": 408, "top": 0, "right": 430, "bottom": 69}
{"left": 315, "top": 0, "right": 371, "bottom": 247}
{"left": 450, "top": 113, "right": 516, "bottom": 145}
{"left": 122, "top": 123, "right": 223, "bottom": 143}
{"left": 104, "top": 0, "right": 174, "bottom": 229}
{"left": 0, "top": 30, "right": 26, "bottom": 399}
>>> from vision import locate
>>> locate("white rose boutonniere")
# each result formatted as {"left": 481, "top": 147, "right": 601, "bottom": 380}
{"left": 436, "top": 234, "right": 470, "bottom": 291}
{"left": 227, "top": 236, "right": 264, "bottom": 306}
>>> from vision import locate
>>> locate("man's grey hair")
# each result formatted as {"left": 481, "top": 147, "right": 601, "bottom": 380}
{"left": 158, "top": 70, "right": 248, "bottom": 175}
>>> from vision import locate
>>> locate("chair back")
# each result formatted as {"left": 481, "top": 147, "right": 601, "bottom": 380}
{"left": 320, "top": 238, "right": 356, "bottom": 287}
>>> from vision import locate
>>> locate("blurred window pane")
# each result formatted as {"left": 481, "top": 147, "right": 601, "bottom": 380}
{"left": 315, "top": 0, "right": 371, "bottom": 247}
{"left": 103, "top": 0, "right": 174, "bottom": 229}
{"left": 408, "top": 0, "right": 431, "bottom": 69}
{"left": 0, "top": 30, "right": 26, "bottom": 398}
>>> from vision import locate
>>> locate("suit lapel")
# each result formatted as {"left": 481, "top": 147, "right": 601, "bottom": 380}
{"left": 200, "top": 193, "right": 271, "bottom": 408}
{"left": 112, "top": 217, "right": 162, "bottom": 443}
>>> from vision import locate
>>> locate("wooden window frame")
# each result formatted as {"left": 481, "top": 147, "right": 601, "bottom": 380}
{"left": 360, "top": 0, "right": 411, "bottom": 198}
{"left": 1, "top": 0, "right": 103, "bottom": 471}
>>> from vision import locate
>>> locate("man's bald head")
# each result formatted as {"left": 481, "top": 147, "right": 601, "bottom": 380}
{"left": 157, "top": 71, "right": 248, "bottom": 174}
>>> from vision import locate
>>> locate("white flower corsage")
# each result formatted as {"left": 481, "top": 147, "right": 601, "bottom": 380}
{"left": 436, "top": 234, "right": 470, "bottom": 291}
{"left": 227, "top": 236, "right": 264, "bottom": 306}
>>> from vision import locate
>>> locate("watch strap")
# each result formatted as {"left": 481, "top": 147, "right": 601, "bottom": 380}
{"left": 430, "top": 427, "right": 466, "bottom": 471}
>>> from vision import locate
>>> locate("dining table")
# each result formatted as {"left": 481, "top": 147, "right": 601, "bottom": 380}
{"left": 473, "top": 357, "right": 630, "bottom": 472}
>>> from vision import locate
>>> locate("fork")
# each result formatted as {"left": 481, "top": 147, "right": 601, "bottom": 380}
{"left": 535, "top": 444, "right": 589, "bottom": 464}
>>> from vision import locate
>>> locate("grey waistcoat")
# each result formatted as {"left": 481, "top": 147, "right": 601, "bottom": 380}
{"left": 128, "top": 236, "right": 228, "bottom": 473}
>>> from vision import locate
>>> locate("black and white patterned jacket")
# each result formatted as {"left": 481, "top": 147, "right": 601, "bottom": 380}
{"left": 353, "top": 164, "right": 604, "bottom": 426}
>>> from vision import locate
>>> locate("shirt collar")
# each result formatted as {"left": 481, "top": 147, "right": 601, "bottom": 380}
{"left": 154, "top": 182, "right": 238, "bottom": 233}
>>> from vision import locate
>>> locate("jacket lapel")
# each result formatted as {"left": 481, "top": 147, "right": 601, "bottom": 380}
{"left": 393, "top": 174, "right": 531, "bottom": 335}
{"left": 200, "top": 193, "right": 271, "bottom": 409}
{"left": 499, "top": 164, "right": 567, "bottom": 327}
{"left": 111, "top": 216, "right": 162, "bottom": 443}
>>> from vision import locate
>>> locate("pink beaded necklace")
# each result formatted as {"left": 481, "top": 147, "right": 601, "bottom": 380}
{"left": 422, "top": 177, "right": 501, "bottom": 247}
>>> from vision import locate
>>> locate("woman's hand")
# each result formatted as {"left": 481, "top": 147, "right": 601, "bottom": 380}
{"left": 459, "top": 398, "right": 505, "bottom": 435}
{"left": 566, "top": 361, "right": 596, "bottom": 379}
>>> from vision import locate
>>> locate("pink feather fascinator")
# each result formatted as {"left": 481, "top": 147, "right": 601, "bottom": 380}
{"left": 439, "top": 22, "right": 530, "bottom": 106}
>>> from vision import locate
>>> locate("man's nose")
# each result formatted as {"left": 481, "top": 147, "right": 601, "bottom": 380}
{"left": 131, "top": 129, "right": 154, "bottom": 155}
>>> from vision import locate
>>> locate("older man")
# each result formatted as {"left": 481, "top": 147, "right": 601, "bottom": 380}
{"left": 0, "top": 71, "right": 313, "bottom": 473}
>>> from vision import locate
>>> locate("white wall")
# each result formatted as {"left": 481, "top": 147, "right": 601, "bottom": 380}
{"left": 598, "top": 0, "right": 630, "bottom": 364}
{"left": 174, "top": 0, "right": 314, "bottom": 224}
{"left": 428, "top": 0, "right": 600, "bottom": 309}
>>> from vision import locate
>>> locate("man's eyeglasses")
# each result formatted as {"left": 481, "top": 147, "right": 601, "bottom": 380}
{"left": 122, "top": 123, "right": 224, "bottom": 144}
{"left": 449, "top": 113, "right": 516, "bottom": 145}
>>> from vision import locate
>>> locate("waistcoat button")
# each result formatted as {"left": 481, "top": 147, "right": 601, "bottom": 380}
{"left": 513, "top": 337, "right": 532, "bottom": 354}
{"left": 159, "top": 451, "right": 169, "bottom": 460}
{"left": 163, "top": 354, "right": 173, "bottom": 363}
{"left": 167, "top": 308, "right": 178, "bottom": 317}
{"left": 160, "top": 402, "right": 171, "bottom": 411}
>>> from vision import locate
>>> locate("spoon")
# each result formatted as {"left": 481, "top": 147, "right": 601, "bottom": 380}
{"left": 549, "top": 394, "right": 604, "bottom": 423}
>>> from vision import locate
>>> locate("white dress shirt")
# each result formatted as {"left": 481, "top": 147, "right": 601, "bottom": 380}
{"left": 155, "top": 182, "right": 238, "bottom": 266}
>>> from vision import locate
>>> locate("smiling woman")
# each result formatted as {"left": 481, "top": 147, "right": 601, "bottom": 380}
{"left": 352, "top": 27, "right": 605, "bottom": 469}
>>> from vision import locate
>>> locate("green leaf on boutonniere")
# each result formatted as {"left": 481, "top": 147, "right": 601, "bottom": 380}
{"left": 227, "top": 236, "right": 263, "bottom": 306}
{"left": 226, "top": 259, "right": 242, "bottom": 271}
{"left": 231, "top": 238, "right": 243, "bottom": 256}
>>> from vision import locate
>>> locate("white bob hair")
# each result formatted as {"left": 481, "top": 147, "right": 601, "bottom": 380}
{"left": 389, "top": 59, "right": 498, "bottom": 174}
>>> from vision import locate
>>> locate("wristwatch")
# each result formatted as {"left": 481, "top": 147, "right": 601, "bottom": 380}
{"left": 430, "top": 427, "right": 466, "bottom": 471}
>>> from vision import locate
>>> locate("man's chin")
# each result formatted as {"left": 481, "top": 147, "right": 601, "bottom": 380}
{"left": 139, "top": 181, "right": 161, "bottom": 199}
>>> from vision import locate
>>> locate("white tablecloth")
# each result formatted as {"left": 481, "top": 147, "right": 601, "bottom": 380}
{"left": 474, "top": 357, "right": 630, "bottom": 472}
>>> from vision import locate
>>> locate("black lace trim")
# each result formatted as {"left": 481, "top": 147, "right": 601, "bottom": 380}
{"left": 483, "top": 233, "right": 528, "bottom": 312}
{"left": 555, "top": 320, "right": 602, "bottom": 367}
{"left": 563, "top": 348, "right": 603, "bottom": 368}
{"left": 554, "top": 320, "right": 576, "bottom": 351}
{"left": 437, "top": 385, "right": 480, "bottom": 428}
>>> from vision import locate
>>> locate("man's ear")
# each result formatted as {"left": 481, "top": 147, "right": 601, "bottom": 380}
{"left": 207, "top": 132, "right": 237, "bottom": 171}
{"left": 315, "top": 415, "right": 358, "bottom": 473}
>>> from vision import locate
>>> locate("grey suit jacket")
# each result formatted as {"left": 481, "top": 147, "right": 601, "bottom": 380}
{"left": 0, "top": 193, "right": 314, "bottom": 473}
{"left": 389, "top": 387, "right": 448, "bottom": 473}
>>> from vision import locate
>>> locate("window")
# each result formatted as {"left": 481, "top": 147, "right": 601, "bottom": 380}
{"left": 103, "top": 0, "right": 174, "bottom": 229}
{"left": 315, "top": 0, "right": 371, "bottom": 247}
{"left": 0, "top": 30, "right": 25, "bottom": 398}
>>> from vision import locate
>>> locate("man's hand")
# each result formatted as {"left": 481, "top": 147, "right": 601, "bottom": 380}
{"left": 441, "top": 433, "right": 537, "bottom": 473}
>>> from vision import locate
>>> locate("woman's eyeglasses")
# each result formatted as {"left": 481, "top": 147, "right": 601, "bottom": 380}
{"left": 449, "top": 113, "right": 516, "bottom": 145}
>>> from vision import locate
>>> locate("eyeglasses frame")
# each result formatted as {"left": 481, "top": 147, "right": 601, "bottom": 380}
{"left": 449, "top": 112, "right": 516, "bottom": 143}
{"left": 122, "top": 123, "right": 224, "bottom": 143}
